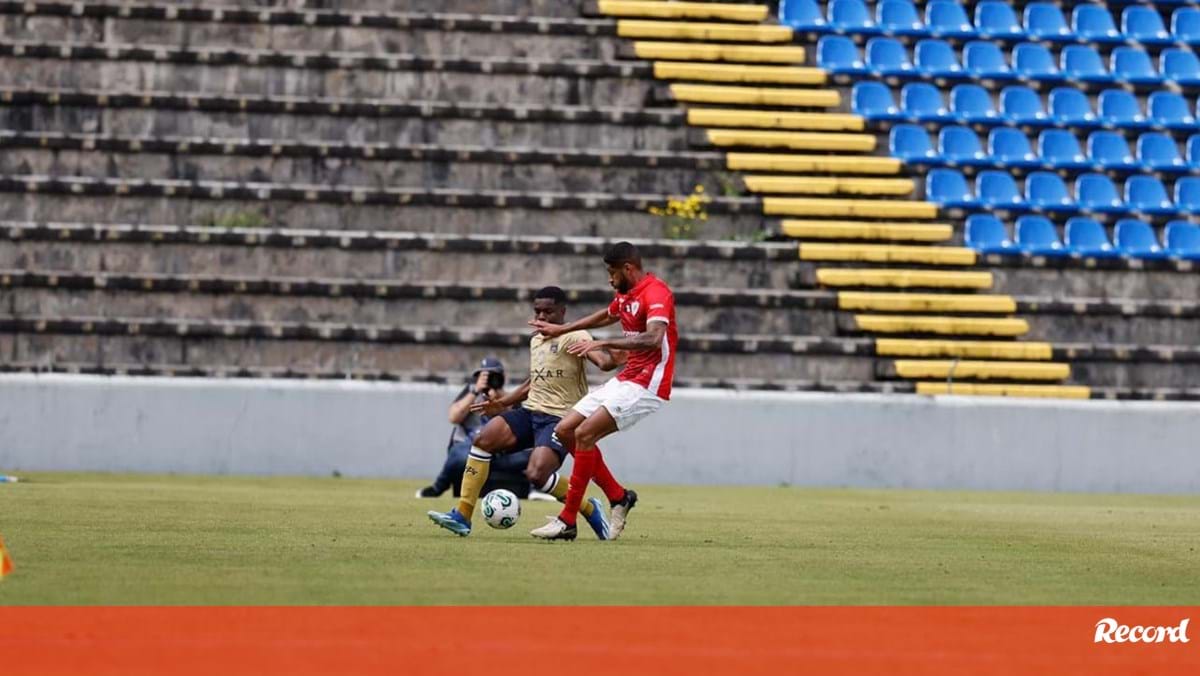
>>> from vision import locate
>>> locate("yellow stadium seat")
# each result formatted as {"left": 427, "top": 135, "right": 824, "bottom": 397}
{"left": 890, "top": 360, "right": 1070, "bottom": 381}
{"left": 671, "top": 84, "right": 840, "bottom": 107}
{"left": 692, "top": 110, "right": 864, "bottom": 131}
{"left": 781, "top": 221, "right": 951, "bottom": 241}
{"left": 837, "top": 292, "right": 1016, "bottom": 314}
{"left": 653, "top": 62, "right": 827, "bottom": 85}
{"left": 773, "top": 199, "right": 939, "bottom": 220}
{"left": 800, "top": 244, "right": 973, "bottom": 265}
{"left": 634, "top": 42, "right": 807, "bottom": 64}
{"left": 916, "top": 382, "right": 1091, "bottom": 399}
{"left": 706, "top": 129, "right": 874, "bottom": 152}
{"left": 852, "top": 315, "right": 1030, "bottom": 337}
{"left": 617, "top": 20, "right": 793, "bottom": 42}
{"left": 875, "top": 339, "right": 1053, "bottom": 361}
{"left": 814, "top": 269, "right": 993, "bottom": 289}
{"left": 744, "top": 176, "right": 914, "bottom": 196}
{"left": 600, "top": 1, "right": 770, "bottom": 22}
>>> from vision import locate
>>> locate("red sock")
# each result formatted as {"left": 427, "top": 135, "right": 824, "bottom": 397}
{"left": 559, "top": 448, "right": 597, "bottom": 526}
{"left": 591, "top": 446, "right": 626, "bottom": 504}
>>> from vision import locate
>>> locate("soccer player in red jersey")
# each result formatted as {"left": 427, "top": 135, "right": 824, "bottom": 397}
{"left": 527, "top": 241, "right": 677, "bottom": 541}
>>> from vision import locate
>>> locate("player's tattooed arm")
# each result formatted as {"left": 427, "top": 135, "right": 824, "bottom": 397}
{"left": 567, "top": 321, "right": 666, "bottom": 356}
{"left": 529, "top": 307, "right": 617, "bottom": 338}
{"left": 471, "top": 379, "right": 530, "bottom": 417}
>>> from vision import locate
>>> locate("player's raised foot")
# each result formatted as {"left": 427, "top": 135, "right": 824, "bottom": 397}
{"left": 415, "top": 485, "right": 444, "bottom": 498}
{"left": 530, "top": 517, "right": 577, "bottom": 541}
{"left": 583, "top": 497, "right": 611, "bottom": 540}
{"left": 427, "top": 508, "right": 471, "bottom": 537}
{"left": 609, "top": 489, "right": 638, "bottom": 540}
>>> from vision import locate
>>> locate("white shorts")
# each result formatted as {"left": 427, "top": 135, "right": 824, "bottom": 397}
{"left": 572, "top": 378, "right": 664, "bottom": 431}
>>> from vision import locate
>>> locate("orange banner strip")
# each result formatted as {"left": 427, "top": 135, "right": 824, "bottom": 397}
{"left": 1, "top": 607, "right": 1196, "bottom": 676}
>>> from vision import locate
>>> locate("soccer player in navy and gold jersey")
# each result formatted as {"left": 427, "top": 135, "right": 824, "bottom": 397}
{"left": 427, "top": 286, "right": 624, "bottom": 538}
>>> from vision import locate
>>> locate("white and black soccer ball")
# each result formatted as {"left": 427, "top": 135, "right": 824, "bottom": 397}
{"left": 481, "top": 489, "right": 521, "bottom": 529}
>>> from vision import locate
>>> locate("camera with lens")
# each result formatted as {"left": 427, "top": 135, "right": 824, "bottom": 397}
{"left": 485, "top": 371, "right": 505, "bottom": 391}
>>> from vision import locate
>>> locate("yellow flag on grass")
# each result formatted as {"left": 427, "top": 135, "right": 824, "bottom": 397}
{"left": 0, "top": 534, "right": 13, "bottom": 578}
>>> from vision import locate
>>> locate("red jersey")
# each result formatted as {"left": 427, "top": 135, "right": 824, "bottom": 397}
{"left": 607, "top": 273, "right": 678, "bottom": 400}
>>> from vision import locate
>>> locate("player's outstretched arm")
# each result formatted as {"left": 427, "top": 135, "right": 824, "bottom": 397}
{"left": 567, "top": 321, "right": 666, "bottom": 357}
{"left": 471, "top": 379, "right": 530, "bottom": 417}
{"left": 529, "top": 307, "right": 617, "bottom": 338}
{"left": 584, "top": 347, "right": 627, "bottom": 372}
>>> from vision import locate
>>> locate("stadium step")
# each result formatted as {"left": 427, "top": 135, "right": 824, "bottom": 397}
{"left": 699, "top": 130, "right": 876, "bottom": 152}
{"left": 770, "top": 199, "right": 939, "bottom": 220}
{"left": 652, "top": 62, "right": 826, "bottom": 85}
{"left": 667, "top": 84, "right": 840, "bottom": 108}
{"left": 728, "top": 154, "right": 899, "bottom": 175}
{"left": 915, "top": 383, "right": 1092, "bottom": 399}
{"left": 689, "top": 110, "right": 864, "bottom": 132}
{"left": 812, "top": 269, "right": 993, "bottom": 290}
{"left": 615, "top": 20, "right": 792, "bottom": 42}
{"left": 743, "top": 177, "right": 915, "bottom": 197}
{"left": 628, "top": 42, "right": 806, "bottom": 64}
{"left": 799, "top": 244, "right": 976, "bottom": 266}
{"left": 836, "top": 292, "right": 1017, "bottom": 314}
{"left": 882, "top": 360, "right": 1071, "bottom": 382}
{"left": 874, "top": 339, "right": 1053, "bottom": 361}
{"left": 844, "top": 315, "right": 1031, "bottom": 338}
{"left": 589, "top": 1, "right": 770, "bottom": 23}
{"left": 781, "top": 221, "right": 952, "bottom": 242}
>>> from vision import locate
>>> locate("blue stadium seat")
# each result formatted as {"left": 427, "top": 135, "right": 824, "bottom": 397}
{"left": 818, "top": 36, "right": 869, "bottom": 75}
{"left": 1125, "top": 175, "right": 1176, "bottom": 217}
{"left": 989, "top": 127, "right": 1041, "bottom": 170}
{"left": 1160, "top": 49, "right": 1200, "bottom": 88}
{"left": 1026, "top": 171, "right": 1077, "bottom": 214}
{"left": 1163, "top": 220, "right": 1200, "bottom": 259}
{"left": 852, "top": 82, "right": 905, "bottom": 121}
{"left": 1111, "top": 47, "right": 1163, "bottom": 87}
{"left": 780, "top": 0, "right": 828, "bottom": 32}
{"left": 1038, "top": 129, "right": 1090, "bottom": 171}
{"left": 1002, "top": 85, "right": 1051, "bottom": 125}
{"left": 1137, "top": 133, "right": 1188, "bottom": 172}
{"left": 975, "top": 1, "right": 1025, "bottom": 41}
{"left": 1173, "top": 8, "right": 1200, "bottom": 47}
{"left": 950, "top": 84, "right": 1000, "bottom": 124}
{"left": 963, "top": 40, "right": 1014, "bottom": 80}
{"left": 1064, "top": 217, "right": 1120, "bottom": 257}
{"left": 939, "top": 125, "right": 989, "bottom": 166}
{"left": 901, "top": 82, "right": 957, "bottom": 123}
{"left": 1014, "top": 215, "right": 1068, "bottom": 256}
{"left": 1187, "top": 135, "right": 1200, "bottom": 168}
{"left": 1087, "top": 132, "right": 1140, "bottom": 172}
{"left": 1148, "top": 91, "right": 1198, "bottom": 131}
{"left": 964, "top": 214, "right": 1018, "bottom": 254}
{"left": 876, "top": 0, "right": 927, "bottom": 38}
{"left": 1114, "top": 219, "right": 1169, "bottom": 259}
{"left": 1076, "top": 173, "right": 1126, "bottom": 214}
{"left": 1072, "top": 5, "right": 1124, "bottom": 45}
{"left": 829, "top": 0, "right": 879, "bottom": 35}
{"left": 926, "top": 0, "right": 977, "bottom": 40}
{"left": 915, "top": 39, "right": 964, "bottom": 78}
{"left": 926, "top": 168, "right": 977, "bottom": 208}
{"left": 977, "top": 170, "right": 1026, "bottom": 210}
{"left": 1061, "top": 45, "right": 1114, "bottom": 85}
{"left": 1048, "top": 87, "right": 1097, "bottom": 126}
{"left": 1122, "top": 6, "right": 1174, "bottom": 47}
{"left": 1174, "top": 177, "right": 1200, "bottom": 213}
{"left": 867, "top": 37, "right": 915, "bottom": 77}
{"left": 1024, "top": 3, "right": 1073, "bottom": 43}
{"left": 1013, "top": 42, "right": 1062, "bottom": 83}
{"left": 889, "top": 124, "right": 938, "bottom": 164}
{"left": 1097, "top": 89, "right": 1148, "bottom": 129}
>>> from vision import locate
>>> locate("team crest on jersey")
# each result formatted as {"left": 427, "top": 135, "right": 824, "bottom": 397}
{"left": 626, "top": 301, "right": 640, "bottom": 315}
{"left": 549, "top": 342, "right": 559, "bottom": 353}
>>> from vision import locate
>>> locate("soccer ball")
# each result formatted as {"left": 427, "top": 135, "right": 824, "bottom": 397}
{"left": 481, "top": 489, "right": 521, "bottom": 529}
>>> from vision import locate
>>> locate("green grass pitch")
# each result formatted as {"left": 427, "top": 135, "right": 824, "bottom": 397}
{"left": 1, "top": 472, "right": 1198, "bottom": 605}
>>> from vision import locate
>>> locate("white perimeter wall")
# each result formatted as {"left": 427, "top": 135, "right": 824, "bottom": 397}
{"left": 2, "top": 374, "right": 1199, "bottom": 494}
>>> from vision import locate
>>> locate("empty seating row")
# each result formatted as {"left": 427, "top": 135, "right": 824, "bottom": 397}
{"left": 928, "top": 169, "right": 1200, "bottom": 217}
{"left": 853, "top": 82, "right": 1200, "bottom": 131}
{"left": 893, "top": 125, "right": 1200, "bottom": 173}
{"left": 784, "top": 0, "right": 1200, "bottom": 47}
{"left": 818, "top": 35, "right": 1200, "bottom": 87}
{"left": 966, "top": 214, "right": 1200, "bottom": 260}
